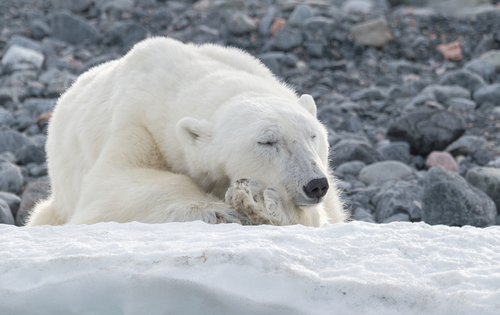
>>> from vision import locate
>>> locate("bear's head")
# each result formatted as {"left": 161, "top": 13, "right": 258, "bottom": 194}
{"left": 176, "top": 94, "right": 331, "bottom": 210}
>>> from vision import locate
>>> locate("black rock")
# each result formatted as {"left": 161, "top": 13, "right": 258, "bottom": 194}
{"left": 422, "top": 166, "right": 496, "bottom": 227}
{"left": 350, "top": 87, "right": 386, "bottom": 101}
{"left": 107, "top": 22, "right": 148, "bottom": 51}
{"left": 267, "top": 28, "right": 303, "bottom": 51}
{"left": 373, "top": 180, "right": 422, "bottom": 223}
{"left": 52, "top": 12, "right": 101, "bottom": 45}
{"left": 16, "top": 144, "right": 46, "bottom": 165}
{"left": 377, "top": 141, "right": 411, "bottom": 164}
{"left": 329, "top": 139, "right": 384, "bottom": 167}
{"left": 29, "top": 19, "right": 51, "bottom": 40}
{"left": 466, "top": 167, "right": 500, "bottom": 214}
{"left": 473, "top": 84, "right": 500, "bottom": 107}
{"left": 387, "top": 109, "right": 466, "bottom": 155}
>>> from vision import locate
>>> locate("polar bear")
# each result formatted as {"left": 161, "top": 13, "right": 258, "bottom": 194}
{"left": 27, "top": 37, "right": 346, "bottom": 227}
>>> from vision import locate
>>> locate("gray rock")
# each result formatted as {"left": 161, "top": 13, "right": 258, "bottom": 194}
{"left": 350, "top": 17, "right": 390, "bottom": 47}
{"left": 0, "top": 192, "right": 21, "bottom": 218}
{"left": 227, "top": 13, "right": 256, "bottom": 36}
{"left": 0, "top": 162, "right": 24, "bottom": 194}
{"left": 351, "top": 207, "right": 375, "bottom": 222}
{"left": 107, "top": 22, "right": 148, "bottom": 50}
{"left": 427, "top": 0, "right": 492, "bottom": 15}
{"left": 359, "top": 161, "right": 415, "bottom": 185}
{"left": 268, "top": 28, "right": 303, "bottom": 51}
{"left": 52, "top": 12, "right": 101, "bottom": 45}
{"left": 1, "top": 45, "right": 45, "bottom": 72}
{"left": 50, "top": 0, "right": 93, "bottom": 12}
{"left": 422, "top": 166, "right": 497, "bottom": 227}
{"left": 330, "top": 139, "right": 384, "bottom": 167}
{"left": 387, "top": 109, "right": 466, "bottom": 155}
{"left": 473, "top": 84, "right": 500, "bottom": 106}
{"left": 0, "top": 199, "right": 15, "bottom": 225}
{"left": 377, "top": 141, "right": 411, "bottom": 164}
{"left": 350, "top": 87, "right": 386, "bottom": 101}
{"left": 446, "top": 135, "right": 487, "bottom": 157}
{"left": 0, "top": 130, "right": 33, "bottom": 155}
{"left": 0, "top": 152, "right": 17, "bottom": 164}
{"left": 342, "top": 0, "right": 374, "bottom": 14}
{"left": 0, "top": 108, "right": 15, "bottom": 128}
{"left": 422, "top": 85, "right": 471, "bottom": 103}
{"left": 405, "top": 84, "right": 470, "bottom": 111}
{"left": 336, "top": 161, "right": 366, "bottom": 177}
{"left": 480, "top": 50, "right": 500, "bottom": 69}
{"left": 472, "top": 34, "right": 497, "bottom": 58}
{"left": 446, "top": 97, "right": 477, "bottom": 111}
{"left": 257, "top": 52, "right": 285, "bottom": 75}
{"left": 466, "top": 167, "right": 500, "bottom": 214}
{"left": 29, "top": 162, "right": 48, "bottom": 177}
{"left": 373, "top": 180, "right": 422, "bottom": 222}
{"left": 302, "top": 17, "right": 336, "bottom": 39}
{"left": 258, "top": 6, "right": 279, "bottom": 36}
{"left": 463, "top": 59, "right": 496, "bottom": 83}
{"left": 77, "top": 54, "right": 119, "bottom": 75}
{"left": 23, "top": 98, "right": 57, "bottom": 118}
{"left": 16, "top": 180, "right": 50, "bottom": 226}
{"left": 288, "top": 4, "right": 314, "bottom": 26}
{"left": 306, "top": 43, "right": 324, "bottom": 58}
{"left": 5, "top": 35, "right": 44, "bottom": 53}
{"left": 382, "top": 213, "right": 411, "bottom": 223}
{"left": 95, "top": 0, "right": 134, "bottom": 12}
{"left": 339, "top": 115, "right": 363, "bottom": 133}
{"left": 439, "top": 69, "right": 486, "bottom": 92}
{"left": 16, "top": 144, "right": 46, "bottom": 166}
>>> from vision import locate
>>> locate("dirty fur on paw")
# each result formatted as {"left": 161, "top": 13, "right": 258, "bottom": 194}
{"left": 225, "top": 179, "right": 289, "bottom": 225}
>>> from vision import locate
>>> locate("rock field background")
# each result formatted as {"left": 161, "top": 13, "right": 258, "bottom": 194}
{"left": 1, "top": 0, "right": 500, "bottom": 227}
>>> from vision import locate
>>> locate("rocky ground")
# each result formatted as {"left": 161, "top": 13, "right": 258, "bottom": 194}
{"left": 0, "top": 0, "right": 499, "bottom": 227}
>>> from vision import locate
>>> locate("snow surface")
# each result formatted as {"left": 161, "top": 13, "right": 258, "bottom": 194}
{"left": 1, "top": 221, "right": 499, "bottom": 315}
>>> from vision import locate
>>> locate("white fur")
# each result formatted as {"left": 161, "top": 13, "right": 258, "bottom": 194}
{"left": 27, "top": 37, "right": 347, "bottom": 227}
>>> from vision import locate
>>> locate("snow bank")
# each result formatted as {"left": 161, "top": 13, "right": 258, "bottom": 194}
{"left": 1, "top": 221, "right": 499, "bottom": 315}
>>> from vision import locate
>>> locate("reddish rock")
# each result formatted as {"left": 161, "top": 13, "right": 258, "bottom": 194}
{"left": 426, "top": 151, "right": 458, "bottom": 171}
{"left": 437, "top": 40, "right": 463, "bottom": 61}
{"left": 270, "top": 18, "right": 286, "bottom": 36}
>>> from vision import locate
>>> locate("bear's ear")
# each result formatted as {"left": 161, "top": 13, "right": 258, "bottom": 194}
{"left": 298, "top": 94, "right": 317, "bottom": 117}
{"left": 176, "top": 117, "right": 213, "bottom": 146}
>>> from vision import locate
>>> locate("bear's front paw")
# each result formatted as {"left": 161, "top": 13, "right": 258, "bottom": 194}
{"left": 207, "top": 204, "right": 244, "bottom": 224}
{"left": 225, "top": 179, "right": 289, "bottom": 225}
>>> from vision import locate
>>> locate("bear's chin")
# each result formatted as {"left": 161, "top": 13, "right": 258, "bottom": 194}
{"left": 293, "top": 197, "right": 325, "bottom": 207}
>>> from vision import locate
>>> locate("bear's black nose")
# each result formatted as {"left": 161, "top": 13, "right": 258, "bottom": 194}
{"left": 303, "top": 177, "right": 329, "bottom": 200}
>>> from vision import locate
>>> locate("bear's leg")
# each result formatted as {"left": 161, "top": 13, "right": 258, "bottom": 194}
{"left": 67, "top": 167, "right": 243, "bottom": 225}
{"left": 26, "top": 198, "right": 66, "bottom": 226}
{"left": 225, "top": 179, "right": 290, "bottom": 225}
